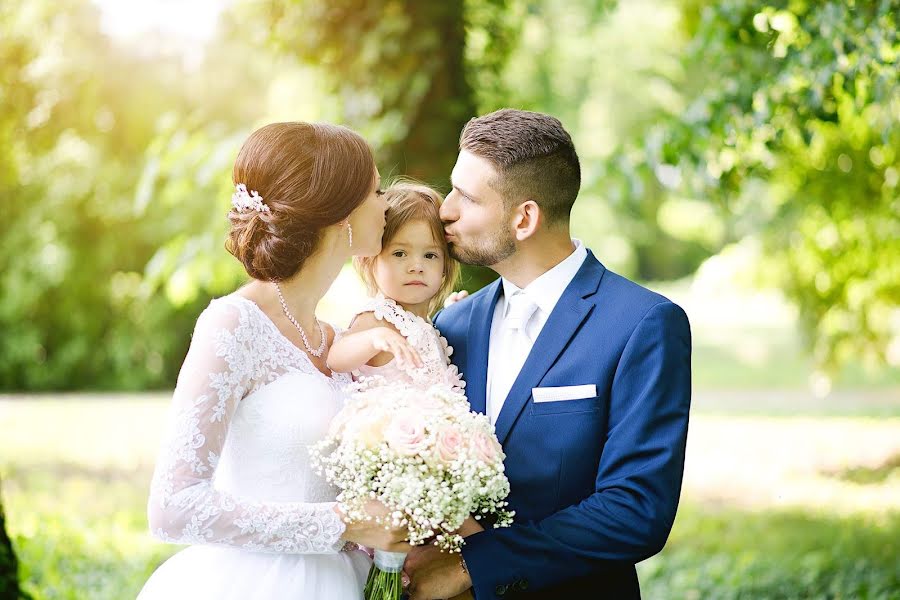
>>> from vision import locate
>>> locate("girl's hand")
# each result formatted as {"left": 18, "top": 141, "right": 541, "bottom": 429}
{"left": 336, "top": 500, "right": 412, "bottom": 554}
{"left": 443, "top": 290, "right": 469, "bottom": 308}
{"left": 369, "top": 328, "right": 422, "bottom": 369}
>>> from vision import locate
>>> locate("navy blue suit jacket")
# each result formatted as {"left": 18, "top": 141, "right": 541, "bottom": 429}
{"left": 434, "top": 251, "right": 691, "bottom": 599}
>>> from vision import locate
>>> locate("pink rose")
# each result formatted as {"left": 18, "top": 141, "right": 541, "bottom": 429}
{"left": 385, "top": 410, "right": 428, "bottom": 456}
{"left": 434, "top": 425, "right": 464, "bottom": 463}
{"left": 349, "top": 412, "right": 390, "bottom": 448}
{"left": 411, "top": 391, "right": 445, "bottom": 413}
{"left": 470, "top": 430, "right": 501, "bottom": 465}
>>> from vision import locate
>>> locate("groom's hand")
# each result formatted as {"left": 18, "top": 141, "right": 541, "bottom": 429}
{"left": 404, "top": 545, "right": 471, "bottom": 600}
{"left": 456, "top": 515, "right": 484, "bottom": 537}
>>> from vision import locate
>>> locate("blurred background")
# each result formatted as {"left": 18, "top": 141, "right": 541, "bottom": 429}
{"left": 0, "top": 0, "right": 897, "bottom": 597}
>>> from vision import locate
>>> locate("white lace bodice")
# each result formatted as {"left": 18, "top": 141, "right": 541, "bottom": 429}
{"left": 351, "top": 294, "right": 465, "bottom": 393}
{"left": 147, "top": 294, "right": 354, "bottom": 554}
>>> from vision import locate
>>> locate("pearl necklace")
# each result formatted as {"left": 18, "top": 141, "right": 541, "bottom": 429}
{"left": 274, "top": 283, "right": 326, "bottom": 357}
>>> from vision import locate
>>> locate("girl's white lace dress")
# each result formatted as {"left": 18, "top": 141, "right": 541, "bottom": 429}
{"left": 351, "top": 293, "right": 465, "bottom": 393}
{"left": 138, "top": 295, "right": 371, "bottom": 599}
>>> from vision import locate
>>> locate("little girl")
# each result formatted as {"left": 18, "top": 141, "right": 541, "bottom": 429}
{"left": 326, "top": 181, "right": 465, "bottom": 393}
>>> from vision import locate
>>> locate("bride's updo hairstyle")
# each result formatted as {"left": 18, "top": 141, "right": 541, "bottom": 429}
{"left": 227, "top": 122, "right": 376, "bottom": 281}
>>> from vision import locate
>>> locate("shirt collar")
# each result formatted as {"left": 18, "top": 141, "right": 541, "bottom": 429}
{"left": 501, "top": 239, "right": 588, "bottom": 316}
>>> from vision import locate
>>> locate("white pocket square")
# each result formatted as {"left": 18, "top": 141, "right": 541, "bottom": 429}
{"left": 532, "top": 384, "right": 597, "bottom": 403}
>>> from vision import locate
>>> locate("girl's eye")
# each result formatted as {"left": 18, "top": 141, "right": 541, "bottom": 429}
{"left": 426, "top": 253, "right": 439, "bottom": 260}
{"left": 392, "top": 251, "right": 405, "bottom": 258}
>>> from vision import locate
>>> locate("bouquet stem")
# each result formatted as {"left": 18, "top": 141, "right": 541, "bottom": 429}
{"left": 364, "top": 550, "right": 408, "bottom": 600}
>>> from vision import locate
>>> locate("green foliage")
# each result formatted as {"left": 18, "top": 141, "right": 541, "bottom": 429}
{"left": 4, "top": 397, "right": 899, "bottom": 598}
{"left": 246, "top": 0, "right": 476, "bottom": 187}
{"left": 134, "top": 119, "right": 251, "bottom": 305}
{"left": 7, "top": 464, "right": 173, "bottom": 600}
{"left": 0, "top": 397, "right": 179, "bottom": 598}
{"left": 639, "top": 506, "right": 900, "bottom": 599}
{"left": 0, "top": 2, "right": 276, "bottom": 390}
{"left": 0, "top": 480, "right": 25, "bottom": 599}
{"left": 482, "top": 0, "right": 708, "bottom": 281}
{"left": 611, "top": 0, "right": 899, "bottom": 372}
{"left": 0, "top": 1, "right": 206, "bottom": 390}
{"left": 1, "top": 0, "right": 895, "bottom": 388}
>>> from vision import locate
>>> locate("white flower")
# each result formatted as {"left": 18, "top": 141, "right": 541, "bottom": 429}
{"left": 231, "top": 183, "right": 270, "bottom": 213}
{"left": 310, "top": 381, "right": 514, "bottom": 552}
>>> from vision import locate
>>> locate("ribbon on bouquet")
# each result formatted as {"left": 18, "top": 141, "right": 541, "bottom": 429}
{"left": 373, "top": 550, "right": 407, "bottom": 574}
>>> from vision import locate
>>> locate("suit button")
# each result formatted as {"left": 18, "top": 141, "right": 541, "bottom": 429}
{"left": 495, "top": 583, "right": 508, "bottom": 596}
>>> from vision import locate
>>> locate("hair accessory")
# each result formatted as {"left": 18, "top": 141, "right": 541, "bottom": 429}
{"left": 231, "top": 183, "right": 270, "bottom": 213}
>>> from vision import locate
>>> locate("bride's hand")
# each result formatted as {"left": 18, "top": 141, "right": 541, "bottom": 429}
{"left": 335, "top": 500, "right": 411, "bottom": 553}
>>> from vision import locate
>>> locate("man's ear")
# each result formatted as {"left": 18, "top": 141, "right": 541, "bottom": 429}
{"left": 513, "top": 200, "right": 541, "bottom": 241}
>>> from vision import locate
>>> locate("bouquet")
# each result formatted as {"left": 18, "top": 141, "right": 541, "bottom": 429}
{"left": 310, "top": 378, "right": 514, "bottom": 600}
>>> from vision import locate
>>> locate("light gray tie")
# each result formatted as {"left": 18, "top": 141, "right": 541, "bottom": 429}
{"left": 488, "top": 292, "right": 538, "bottom": 424}
{"left": 505, "top": 292, "right": 538, "bottom": 339}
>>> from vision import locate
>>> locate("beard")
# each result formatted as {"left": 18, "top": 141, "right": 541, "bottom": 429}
{"left": 447, "top": 230, "right": 516, "bottom": 267}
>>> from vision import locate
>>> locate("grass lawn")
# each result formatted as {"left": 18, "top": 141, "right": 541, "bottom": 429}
{"left": 1, "top": 395, "right": 899, "bottom": 599}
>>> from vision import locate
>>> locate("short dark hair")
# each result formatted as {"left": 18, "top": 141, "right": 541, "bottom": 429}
{"left": 227, "top": 122, "right": 375, "bottom": 281}
{"left": 459, "top": 108, "right": 580, "bottom": 225}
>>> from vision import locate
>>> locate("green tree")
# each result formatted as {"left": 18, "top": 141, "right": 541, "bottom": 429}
{"left": 0, "top": 1, "right": 256, "bottom": 390}
{"left": 245, "top": 0, "right": 476, "bottom": 187}
{"left": 256, "top": 0, "right": 624, "bottom": 289}
{"left": 239, "top": 0, "right": 512, "bottom": 289}
{"left": 611, "top": 0, "right": 899, "bottom": 371}
{"left": 482, "top": 0, "right": 709, "bottom": 280}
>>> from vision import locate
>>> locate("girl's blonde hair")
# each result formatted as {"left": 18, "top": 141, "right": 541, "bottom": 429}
{"left": 354, "top": 180, "right": 460, "bottom": 316}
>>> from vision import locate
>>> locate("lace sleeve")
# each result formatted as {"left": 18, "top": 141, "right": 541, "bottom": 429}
{"left": 147, "top": 299, "right": 346, "bottom": 554}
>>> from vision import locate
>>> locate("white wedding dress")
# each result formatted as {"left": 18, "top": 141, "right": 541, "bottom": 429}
{"left": 138, "top": 294, "right": 371, "bottom": 600}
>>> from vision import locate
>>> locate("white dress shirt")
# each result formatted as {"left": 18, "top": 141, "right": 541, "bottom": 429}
{"left": 486, "top": 239, "right": 589, "bottom": 424}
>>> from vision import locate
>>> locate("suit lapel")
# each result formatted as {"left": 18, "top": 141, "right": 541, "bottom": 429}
{"left": 493, "top": 253, "right": 606, "bottom": 444}
{"left": 465, "top": 279, "right": 502, "bottom": 415}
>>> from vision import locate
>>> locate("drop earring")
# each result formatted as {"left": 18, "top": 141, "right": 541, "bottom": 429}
{"left": 347, "top": 222, "right": 353, "bottom": 249}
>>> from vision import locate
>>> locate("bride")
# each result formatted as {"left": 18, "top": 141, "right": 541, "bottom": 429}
{"left": 138, "top": 122, "right": 409, "bottom": 599}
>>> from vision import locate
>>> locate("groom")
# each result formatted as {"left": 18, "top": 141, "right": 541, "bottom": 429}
{"left": 404, "top": 109, "right": 691, "bottom": 599}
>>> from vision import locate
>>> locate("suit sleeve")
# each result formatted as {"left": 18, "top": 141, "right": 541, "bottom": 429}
{"left": 461, "top": 301, "right": 692, "bottom": 597}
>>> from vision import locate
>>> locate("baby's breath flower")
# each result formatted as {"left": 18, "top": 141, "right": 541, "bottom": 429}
{"left": 309, "top": 381, "right": 514, "bottom": 552}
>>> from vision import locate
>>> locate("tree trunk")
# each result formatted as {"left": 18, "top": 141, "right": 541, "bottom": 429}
{"left": 397, "top": 1, "right": 475, "bottom": 188}
{"left": 0, "top": 478, "right": 23, "bottom": 599}
{"left": 272, "top": 0, "right": 498, "bottom": 292}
